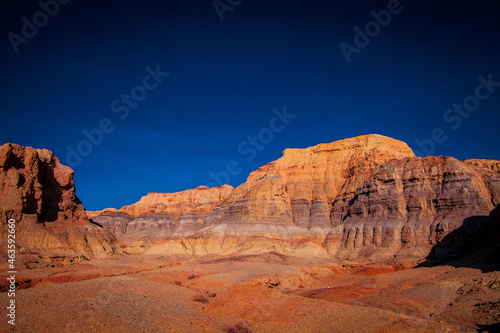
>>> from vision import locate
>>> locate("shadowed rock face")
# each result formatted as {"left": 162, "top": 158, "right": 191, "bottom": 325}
{"left": 0, "top": 143, "right": 116, "bottom": 260}
{"left": 477, "top": 204, "right": 500, "bottom": 266}
{"left": 446, "top": 204, "right": 500, "bottom": 270}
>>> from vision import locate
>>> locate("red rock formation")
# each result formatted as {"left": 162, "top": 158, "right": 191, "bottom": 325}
{"left": 176, "top": 136, "right": 498, "bottom": 261}
{"left": 90, "top": 185, "right": 234, "bottom": 253}
{"left": 329, "top": 156, "right": 500, "bottom": 262}
{"left": 84, "top": 134, "right": 500, "bottom": 262}
{"left": 174, "top": 135, "right": 417, "bottom": 256}
{"left": 202, "top": 135, "right": 413, "bottom": 232}
{"left": 91, "top": 185, "right": 234, "bottom": 219}
{"left": 245, "top": 135, "right": 415, "bottom": 229}
{"left": 463, "top": 158, "right": 500, "bottom": 172}
{"left": 120, "top": 185, "right": 234, "bottom": 218}
{"left": 86, "top": 208, "right": 119, "bottom": 219}
{"left": 0, "top": 143, "right": 116, "bottom": 261}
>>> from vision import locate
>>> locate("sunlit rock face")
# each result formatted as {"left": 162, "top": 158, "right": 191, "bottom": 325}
{"left": 0, "top": 143, "right": 117, "bottom": 261}
{"left": 194, "top": 134, "right": 498, "bottom": 262}
{"left": 33, "top": 134, "right": 498, "bottom": 264}
{"left": 240, "top": 134, "right": 416, "bottom": 230}
{"left": 88, "top": 185, "right": 234, "bottom": 253}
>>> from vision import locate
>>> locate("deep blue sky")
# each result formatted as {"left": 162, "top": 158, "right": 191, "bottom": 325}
{"left": 1, "top": 0, "right": 499, "bottom": 210}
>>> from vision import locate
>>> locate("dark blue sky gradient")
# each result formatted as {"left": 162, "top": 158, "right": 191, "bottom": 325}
{"left": 1, "top": 0, "right": 499, "bottom": 210}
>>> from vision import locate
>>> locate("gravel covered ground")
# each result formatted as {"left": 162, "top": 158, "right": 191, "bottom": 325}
{"left": 1, "top": 253, "right": 498, "bottom": 332}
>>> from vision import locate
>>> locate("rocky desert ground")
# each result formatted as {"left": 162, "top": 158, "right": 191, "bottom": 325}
{"left": 1, "top": 253, "right": 499, "bottom": 332}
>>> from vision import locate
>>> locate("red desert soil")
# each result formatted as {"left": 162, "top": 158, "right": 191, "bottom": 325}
{"left": 1, "top": 253, "right": 498, "bottom": 332}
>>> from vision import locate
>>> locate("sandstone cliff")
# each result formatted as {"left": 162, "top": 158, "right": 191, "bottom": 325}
{"left": 328, "top": 155, "right": 500, "bottom": 262}
{"left": 89, "top": 185, "right": 234, "bottom": 252}
{"left": 0, "top": 143, "right": 116, "bottom": 262}
{"left": 121, "top": 185, "right": 234, "bottom": 218}
{"left": 209, "top": 134, "right": 415, "bottom": 230}
{"left": 56, "top": 134, "right": 500, "bottom": 263}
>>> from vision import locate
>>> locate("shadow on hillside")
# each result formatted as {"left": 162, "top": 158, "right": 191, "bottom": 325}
{"left": 39, "top": 158, "right": 62, "bottom": 222}
{"left": 418, "top": 213, "right": 500, "bottom": 273}
{"left": 88, "top": 219, "right": 104, "bottom": 228}
{"left": 477, "top": 322, "right": 500, "bottom": 332}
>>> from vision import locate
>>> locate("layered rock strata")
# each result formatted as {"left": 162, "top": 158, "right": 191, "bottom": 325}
{"left": 92, "top": 135, "right": 498, "bottom": 263}
{"left": 13, "top": 134, "right": 498, "bottom": 264}
{"left": 328, "top": 155, "right": 499, "bottom": 262}
{"left": 185, "top": 136, "right": 498, "bottom": 261}
{"left": 0, "top": 143, "right": 116, "bottom": 261}
{"left": 89, "top": 185, "right": 234, "bottom": 253}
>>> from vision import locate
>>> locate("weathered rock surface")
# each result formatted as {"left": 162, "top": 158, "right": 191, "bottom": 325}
{"left": 0, "top": 143, "right": 116, "bottom": 261}
{"left": 463, "top": 158, "right": 500, "bottom": 172}
{"left": 328, "top": 155, "right": 500, "bottom": 262}
{"left": 90, "top": 214, "right": 133, "bottom": 241}
{"left": 454, "top": 204, "right": 500, "bottom": 270}
{"left": 89, "top": 185, "right": 234, "bottom": 253}
{"left": 133, "top": 135, "right": 498, "bottom": 262}
{"left": 244, "top": 134, "right": 416, "bottom": 230}
{"left": 87, "top": 208, "right": 119, "bottom": 219}
{"left": 26, "top": 133, "right": 496, "bottom": 264}
{"left": 149, "top": 135, "right": 416, "bottom": 257}
{"left": 118, "top": 185, "right": 234, "bottom": 218}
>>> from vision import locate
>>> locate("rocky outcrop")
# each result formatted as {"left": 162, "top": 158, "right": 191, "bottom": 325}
{"left": 463, "top": 158, "right": 500, "bottom": 172}
{"left": 89, "top": 185, "right": 234, "bottom": 253}
{"left": 244, "top": 135, "right": 415, "bottom": 230}
{"left": 84, "top": 134, "right": 500, "bottom": 263}
{"left": 90, "top": 185, "right": 233, "bottom": 219}
{"left": 90, "top": 214, "right": 132, "bottom": 241}
{"left": 117, "top": 185, "right": 234, "bottom": 218}
{"left": 163, "top": 136, "right": 499, "bottom": 262}
{"left": 0, "top": 143, "right": 116, "bottom": 261}
{"left": 328, "top": 156, "right": 500, "bottom": 262}
{"left": 87, "top": 208, "right": 119, "bottom": 219}
{"left": 202, "top": 135, "right": 414, "bottom": 232}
